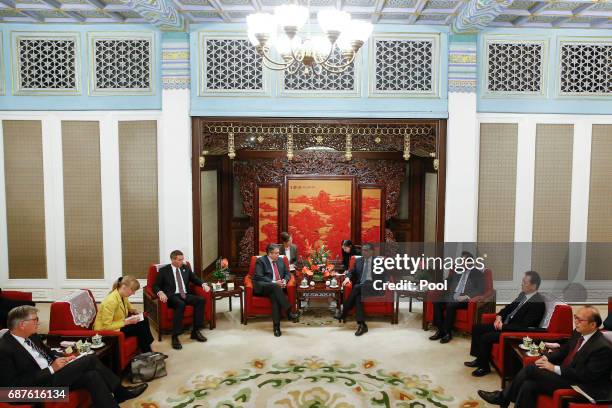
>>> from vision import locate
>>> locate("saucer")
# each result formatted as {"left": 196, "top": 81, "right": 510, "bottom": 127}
{"left": 519, "top": 344, "right": 531, "bottom": 350}
{"left": 300, "top": 285, "right": 309, "bottom": 289}
{"left": 90, "top": 342, "right": 105, "bottom": 349}
{"left": 329, "top": 285, "right": 339, "bottom": 289}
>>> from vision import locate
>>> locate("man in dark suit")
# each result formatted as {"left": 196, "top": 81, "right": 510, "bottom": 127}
{"left": 153, "top": 249, "right": 210, "bottom": 350}
{"left": 253, "top": 243, "right": 298, "bottom": 337}
{"left": 280, "top": 232, "right": 298, "bottom": 270}
{"left": 336, "top": 243, "right": 381, "bottom": 337}
{"left": 466, "top": 271, "right": 546, "bottom": 377}
{"left": 0, "top": 306, "right": 147, "bottom": 407}
{"left": 430, "top": 251, "right": 485, "bottom": 344}
{"left": 478, "top": 306, "right": 612, "bottom": 408}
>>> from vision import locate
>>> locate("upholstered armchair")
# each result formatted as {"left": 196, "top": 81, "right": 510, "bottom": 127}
{"left": 48, "top": 289, "right": 139, "bottom": 371}
{"left": 424, "top": 268, "right": 496, "bottom": 333}
{"left": 0, "top": 289, "right": 34, "bottom": 329}
{"left": 143, "top": 262, "right": 213, "bottom": 341}
{"left": 343, "top": 256, "right": 395, "bottom": 324}
{"left": 537, "top": 387, "right": 611, "bottom": 408}
{"left": 243, "top": 255, "right": 296, "bottom": 324}
{"left": 481, "top": 302, "right": 574, "bottom": 378}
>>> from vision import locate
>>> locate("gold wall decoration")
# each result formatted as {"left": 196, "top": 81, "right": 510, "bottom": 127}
{"left": 403, "top": 133, "right": 411, "bottom": 161}
{"left": 345, "top": 133, "right": 352, "bottom": 161}
{"left": 287, "top": 133, "right": 294, "bottom": 161}
{"left": 228, "top": 132, "right": 236, "bottom": 159}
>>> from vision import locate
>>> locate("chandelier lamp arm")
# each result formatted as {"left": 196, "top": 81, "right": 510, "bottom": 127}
{"left": 317, "top": 51, "right": 357, "bottom": 73}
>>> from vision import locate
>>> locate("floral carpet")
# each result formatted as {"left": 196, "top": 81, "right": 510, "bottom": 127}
{"left": 134, "top": 356, "right": 485, "bottom": 408}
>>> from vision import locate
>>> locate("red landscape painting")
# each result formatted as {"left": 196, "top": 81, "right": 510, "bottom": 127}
{"left": 361, "top": 188, "right": 382, "bottom": 243}
{"left": 258, "top": 187, "right": 278, "bottom": 255}
{"left": 288, "top": 179, "right": 351, "bottom": 260}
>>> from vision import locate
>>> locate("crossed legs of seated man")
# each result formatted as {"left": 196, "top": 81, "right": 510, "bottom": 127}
{"left": 167, "top": 293, "right": 207, "bottom": 349}
{"left": 255, "top": 281, "right": 296, "bottom": 337}
{"left": 429, "top": 299, "right": 467, "bottom": 343}
{"left": 337, "top": 283, "right": 368, "bottom": 336}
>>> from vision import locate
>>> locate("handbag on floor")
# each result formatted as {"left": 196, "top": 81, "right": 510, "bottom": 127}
{"left": 130, "top": 352, "right": 168, "bottom": 383}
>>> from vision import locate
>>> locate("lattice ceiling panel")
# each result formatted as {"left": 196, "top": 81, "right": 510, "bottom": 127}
{"left": 0, "top": 0, "right": 609, "bottom": 29}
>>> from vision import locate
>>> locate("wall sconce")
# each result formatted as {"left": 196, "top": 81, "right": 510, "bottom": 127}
{"left": 403, "top": 133, "right": 411, "bottom": 161}
{"left": 287, "top": 133, "right": 294, "bottom": 161}
{"left": 345, "top": 133, "right": 352, "bottom": 161}
{"left": 228, "top": 132, "right": 236, "bottom": 159}
{"left": 199, "top": 150, "right": 209, "bottom": 168}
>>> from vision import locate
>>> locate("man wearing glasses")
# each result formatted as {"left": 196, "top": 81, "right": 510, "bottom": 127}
{"left": 0, "top": 306, "right": 147, "bottom": 407}
{"left": 478, "top": 305, "right": 612, "bottom": 408}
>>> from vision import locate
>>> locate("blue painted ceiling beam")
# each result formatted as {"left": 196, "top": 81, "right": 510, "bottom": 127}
{"left": 118, "top": 0, "right": 185, "bottom": 31}
{"left": 452, "top": 0, "right": 514, "bottom": 33}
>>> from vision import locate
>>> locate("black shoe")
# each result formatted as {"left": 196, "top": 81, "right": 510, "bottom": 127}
{"left": 115, "top": 383, "right": 148, "bottom": 403}
{"left": 287, "top": 312, "right": 299, "bottom": 322}
{"left": 355, "top": 323, "right": 368, "bottom": 336}
{"left": 429, "top": 330, "right": 444, "bottom": 341}
{"left": 273, "top": 325, "right": 281, "bottom": 337}
{"left": 477, "top": 390, "right": 508, "bottom": 407}
{"left": 472, "top": 367, "right": 492, "bottom": 377}
{"left": 171, "top": 335, "right": 182, "bottom": 350}
{"left": 440, "top": 333, "right": 452, "bottom": 344}
{"left": 464, "top": 359, "right": 479, "bottom": 367}
{"left": 190, "top": 330, "right": 207, "bottom": 342}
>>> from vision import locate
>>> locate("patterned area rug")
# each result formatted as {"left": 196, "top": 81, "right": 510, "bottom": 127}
{"left": 135, "top": 356, "right": 485, "bottom": 408}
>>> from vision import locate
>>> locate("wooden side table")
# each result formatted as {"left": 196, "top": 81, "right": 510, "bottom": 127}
{"left": 46, "top": 334, "right": 118, "bottom": 374}
{"left": 502, "top": 337, "right": 547, "bottom": 388}
{"left": 394, "top": 290, "right": 427, "bottom": 328}
{"left": 210, "top": 284, "right": 244, "bottom": 329}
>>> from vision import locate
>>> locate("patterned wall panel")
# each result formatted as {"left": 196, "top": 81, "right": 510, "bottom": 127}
{"left": 559, "top": 40, "right": 611, "bottom": 97}
{"left": 201, "top": 170, "right": 219, "bottom": 268}
{"left": 3, "top": 120, "right": 47, "bottom": 279}
{"left": 282, "top": 48, "right": 358, "bottom": 95}
{"left": 12, "top": 32, "right": 80, "bottom": 95}
{"left": 484, "top": 39, "right": 546, "bottom": 96}
{"left": 199, "top": 34, "right": 265, "bottom": 96}
{"left": 0, "top": 33, "right": 4, "bottom": 96}
{"left": 370, "top": 34, "right": 439, "bottom": 97}
{"left": 118, "top": 121, "right": 159, "bottom": 279}
{"left": 586, "top": 125, "right": 612, "bottom": 280}
{"left": 162, "top": 37, "right": 190, "bottom": 90}
{"left": 532, "top": 124, "right": 573, "bottom": 281}
{"left": 257, "top": 186, "right": 279, "bottom": 255}
{"left": 62, "top": 121, "right": 104, "bottom": 280}
{"left": 89, "top": 33, "right": 154, "bottom": 95}
{"left": 360, "top": 187, "right": 382, "bottom": 243}
{"left": 477, "top": 123, "right": 517, "bottom": 281}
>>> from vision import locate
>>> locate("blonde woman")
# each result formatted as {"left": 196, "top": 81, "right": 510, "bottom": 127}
{"left": 94, "top": 276, "right": 154, "bottom": 353}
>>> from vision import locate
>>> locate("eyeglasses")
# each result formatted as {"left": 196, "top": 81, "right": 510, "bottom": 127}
{"left": 573, "top": 315, "right": 591, "bottom": 323}
{"left": 22, "top": 317, "right": 40, "bottom": 324}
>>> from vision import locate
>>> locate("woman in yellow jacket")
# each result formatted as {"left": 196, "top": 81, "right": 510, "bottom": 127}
{"left": 94, "top": 276, "right": 154, "bottom": 352}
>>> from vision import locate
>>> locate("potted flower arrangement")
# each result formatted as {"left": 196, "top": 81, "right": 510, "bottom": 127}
{"left": 301, "top": 242, "right": 334, "bottom": 282}
{"left": 211, "top": 258, "right": 229, "bottom": 290}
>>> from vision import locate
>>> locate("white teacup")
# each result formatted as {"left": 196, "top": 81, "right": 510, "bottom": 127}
{"left": 91, "top": 334, "right": 102, "bottom": 346}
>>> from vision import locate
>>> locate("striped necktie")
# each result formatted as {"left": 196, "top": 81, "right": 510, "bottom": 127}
{"left": 25, "top": 338, "right": 54, "bottom": 365}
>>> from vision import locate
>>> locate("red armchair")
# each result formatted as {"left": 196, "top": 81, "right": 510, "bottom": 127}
{"left": 481, "top": 303, "right": 573, "bottom": 379}
{"left": 143, "top": 263, "right": 213, "bottom": 340}
{"left": 343, "top": 256, "right": 395, "bottom": 324}
{"left": 48, "top": 289, "right": 139, "bottom": 371}
{"left": 424, "top": 268, "right": 496, "bottom": 333}
{"left": 243, "top": 256, "right": 296, "bottom": 324}
{"left": 537, "top": 387, "right": 611, "bottom": 408}
{"left": 1, "top": 290, "right": 33, "bottom": 329}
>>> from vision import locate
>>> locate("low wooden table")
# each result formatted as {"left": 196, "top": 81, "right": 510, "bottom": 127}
{"left": 394, "top": 290, "right": 428, "bottom": 329}
{"left": 210, "top": 282, "right": 244, "bottom": 329}
{"left": 295, "top": 281, "right": 343, "bottom": 320}
{"left": 45, "top": 334, "right": 118, "bottom": 374}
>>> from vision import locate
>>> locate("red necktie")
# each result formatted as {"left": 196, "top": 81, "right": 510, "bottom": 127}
{"left": 272, "top": 261, "right": 280, "bottom": 281}
{"left": 562, "top": 336, "right": 584, "bottom": 367}
{"left": 175, "top": 267, "right": 186, "bottom": 299}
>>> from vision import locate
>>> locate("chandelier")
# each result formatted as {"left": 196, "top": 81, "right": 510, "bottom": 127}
{"left": 246, "top": 2, "right": 373, "bottom": 75}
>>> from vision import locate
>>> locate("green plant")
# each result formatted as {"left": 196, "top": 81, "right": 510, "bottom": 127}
{"left": 212, "top": 257, "right": 229, "bottom": 281}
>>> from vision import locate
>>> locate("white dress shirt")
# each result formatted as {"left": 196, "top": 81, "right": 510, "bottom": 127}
{"left": 12, "top": 334, "right": 54, "bottom": 374}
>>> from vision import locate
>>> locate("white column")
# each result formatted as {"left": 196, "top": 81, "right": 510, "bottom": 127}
{"left": 159, "top": 88, "right": 193, "bottom": 264}
{"left": 445, "top": 92, "right": 479, "bottom": 243}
